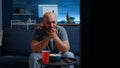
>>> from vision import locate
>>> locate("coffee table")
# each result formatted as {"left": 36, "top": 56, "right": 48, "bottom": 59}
{"left": 38, "top": 57, "right": 77, "bottom": 68}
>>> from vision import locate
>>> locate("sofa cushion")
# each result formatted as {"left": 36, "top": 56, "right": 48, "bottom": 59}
{"left": 0, "top": 56, "right": 28, "bottom": 68}
{"left": 1, "top": 28, "right": 33, "bottom": 56}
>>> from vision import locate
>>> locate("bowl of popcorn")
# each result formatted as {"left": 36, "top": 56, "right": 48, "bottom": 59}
{"left": 50, "top": 53, "right": 61, "bottom": 62}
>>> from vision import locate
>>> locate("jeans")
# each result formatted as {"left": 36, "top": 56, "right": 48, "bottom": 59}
{"left": 29, "top": 51, "right": 75, "bottom": 68}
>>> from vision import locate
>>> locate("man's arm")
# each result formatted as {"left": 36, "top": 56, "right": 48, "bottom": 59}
{"left": 53, "top": 36, "right": 70, "bottom": 52}
{"left": 31, "top": 36, "right": 51, "bottom": 52}
{"left": 47, "top": 28, "right": 70, "bottom": 53}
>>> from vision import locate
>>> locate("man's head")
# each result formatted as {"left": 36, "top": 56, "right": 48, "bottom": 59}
{"left": 42, "top": 12, "right": 57, "bottom": 31}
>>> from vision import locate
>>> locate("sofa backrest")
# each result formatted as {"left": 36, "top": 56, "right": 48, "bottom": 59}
{"left": 1, "top": 25, "right": 80, "bottom": 56}
{"left": 63, "top": 25, "right": 80, "bottom": 55}
{"left": 1, "top": 28, "right": 33, "bottom": 56}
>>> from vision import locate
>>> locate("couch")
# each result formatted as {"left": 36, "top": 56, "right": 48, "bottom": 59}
{"left": 0, "top": 25, "right": 80, "bottom": 68}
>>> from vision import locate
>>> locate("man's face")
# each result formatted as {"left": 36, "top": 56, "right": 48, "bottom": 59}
{"left": 42, "top": 13, "right": 57, "bottom": 31}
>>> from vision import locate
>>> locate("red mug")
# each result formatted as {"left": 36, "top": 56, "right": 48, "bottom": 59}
{"left": 41, "top": 50, "right": 50, "bottom": 64}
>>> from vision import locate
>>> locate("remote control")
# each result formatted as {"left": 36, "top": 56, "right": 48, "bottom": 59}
{"left": 64, "top": 58, "right": 72, "bottom": 63}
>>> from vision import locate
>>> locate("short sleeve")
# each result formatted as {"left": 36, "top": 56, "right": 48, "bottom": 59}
{"left": 58, "top": 26, "right": 68, "bottom": 41}
{"left": 32, "top": 28, "right": 42, "bottom": 41}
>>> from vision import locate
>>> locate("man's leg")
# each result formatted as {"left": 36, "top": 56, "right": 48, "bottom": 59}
{"left": 61, "top": 51, "right": 75, "bottom": 68}
{"left": 29, "top": 52, "right": 42, "bottom": 68}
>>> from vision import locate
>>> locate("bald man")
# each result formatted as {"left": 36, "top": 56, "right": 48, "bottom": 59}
{"left": 29, "top": 12, "right": 75, "bottom": 68}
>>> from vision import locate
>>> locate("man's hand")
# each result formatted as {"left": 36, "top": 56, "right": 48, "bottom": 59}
{"left": 46, "top": 28, "right": 58, "bottom": 39}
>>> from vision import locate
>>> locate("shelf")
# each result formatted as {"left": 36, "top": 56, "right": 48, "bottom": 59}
{"left": 12, "top": 13, "right": 32, "bottom": 15}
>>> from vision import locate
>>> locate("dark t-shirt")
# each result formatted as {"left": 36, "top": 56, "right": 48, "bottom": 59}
{"left": 32, "top": 25, "right": 68, "bottom": 53}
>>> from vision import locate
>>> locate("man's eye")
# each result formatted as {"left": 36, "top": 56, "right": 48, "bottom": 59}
{"left": 53, "top": 22, "right": 55, "bottom": 24}
{"left": 47, "top": 22, "right": 50, "bottom": 24}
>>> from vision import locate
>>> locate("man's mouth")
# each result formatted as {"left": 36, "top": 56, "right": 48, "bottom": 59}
{"left": 47, "top": 27, "right": 56, "bottom": 31}
{"left": 47, "top": 28, "right": 52, "bottom": 31}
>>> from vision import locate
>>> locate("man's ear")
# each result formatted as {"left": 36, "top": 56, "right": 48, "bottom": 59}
{"left": 40, "top": 22, "right": 43, "bottom": 26}
{"left": 41, "top": 21, "right": 45, "bottom": 26}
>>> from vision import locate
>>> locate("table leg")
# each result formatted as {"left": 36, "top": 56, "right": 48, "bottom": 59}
{"left": 27, "top": 25, "right": 29, "bottom": 30}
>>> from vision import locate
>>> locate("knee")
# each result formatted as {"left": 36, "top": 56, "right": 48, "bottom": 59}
{"left": 62, "top": 52, "right": 75, "bottom": 58}
{"left": 29, "top": 52, "right": 42, "bottom": 60}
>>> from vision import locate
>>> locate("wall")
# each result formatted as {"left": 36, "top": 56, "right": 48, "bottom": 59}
{"left": 2, "top": 0, "right": 13, "bottom": 29}
{"left": 0, "top": 0, "right": 2, "bottom": 31}
{"left": 2, "top": 0, "right": 80, "bottom": 29}
{"left": 12, "top": 0, "right": 80, "bottom": 23}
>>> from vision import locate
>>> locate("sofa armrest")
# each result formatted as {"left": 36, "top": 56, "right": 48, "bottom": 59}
{"left": 0, "top": 46, "right": 1, "bottom": 56}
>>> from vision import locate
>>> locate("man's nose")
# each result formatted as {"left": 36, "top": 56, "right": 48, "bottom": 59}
{"left": 50, "top": 23, "right": 53, "bottom": 27}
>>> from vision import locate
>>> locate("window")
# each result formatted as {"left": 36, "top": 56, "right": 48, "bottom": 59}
{"left": 38, "top": 4, "right": 58, "bottom": 17}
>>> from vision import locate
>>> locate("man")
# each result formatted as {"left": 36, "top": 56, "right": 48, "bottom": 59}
{"left": 29, "top": 12, "right": 75, "bottom": 68}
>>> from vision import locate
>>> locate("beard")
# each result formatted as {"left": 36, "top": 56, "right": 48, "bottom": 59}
{"left": 46, "top": 26, "right": 56, "bottom": 32}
